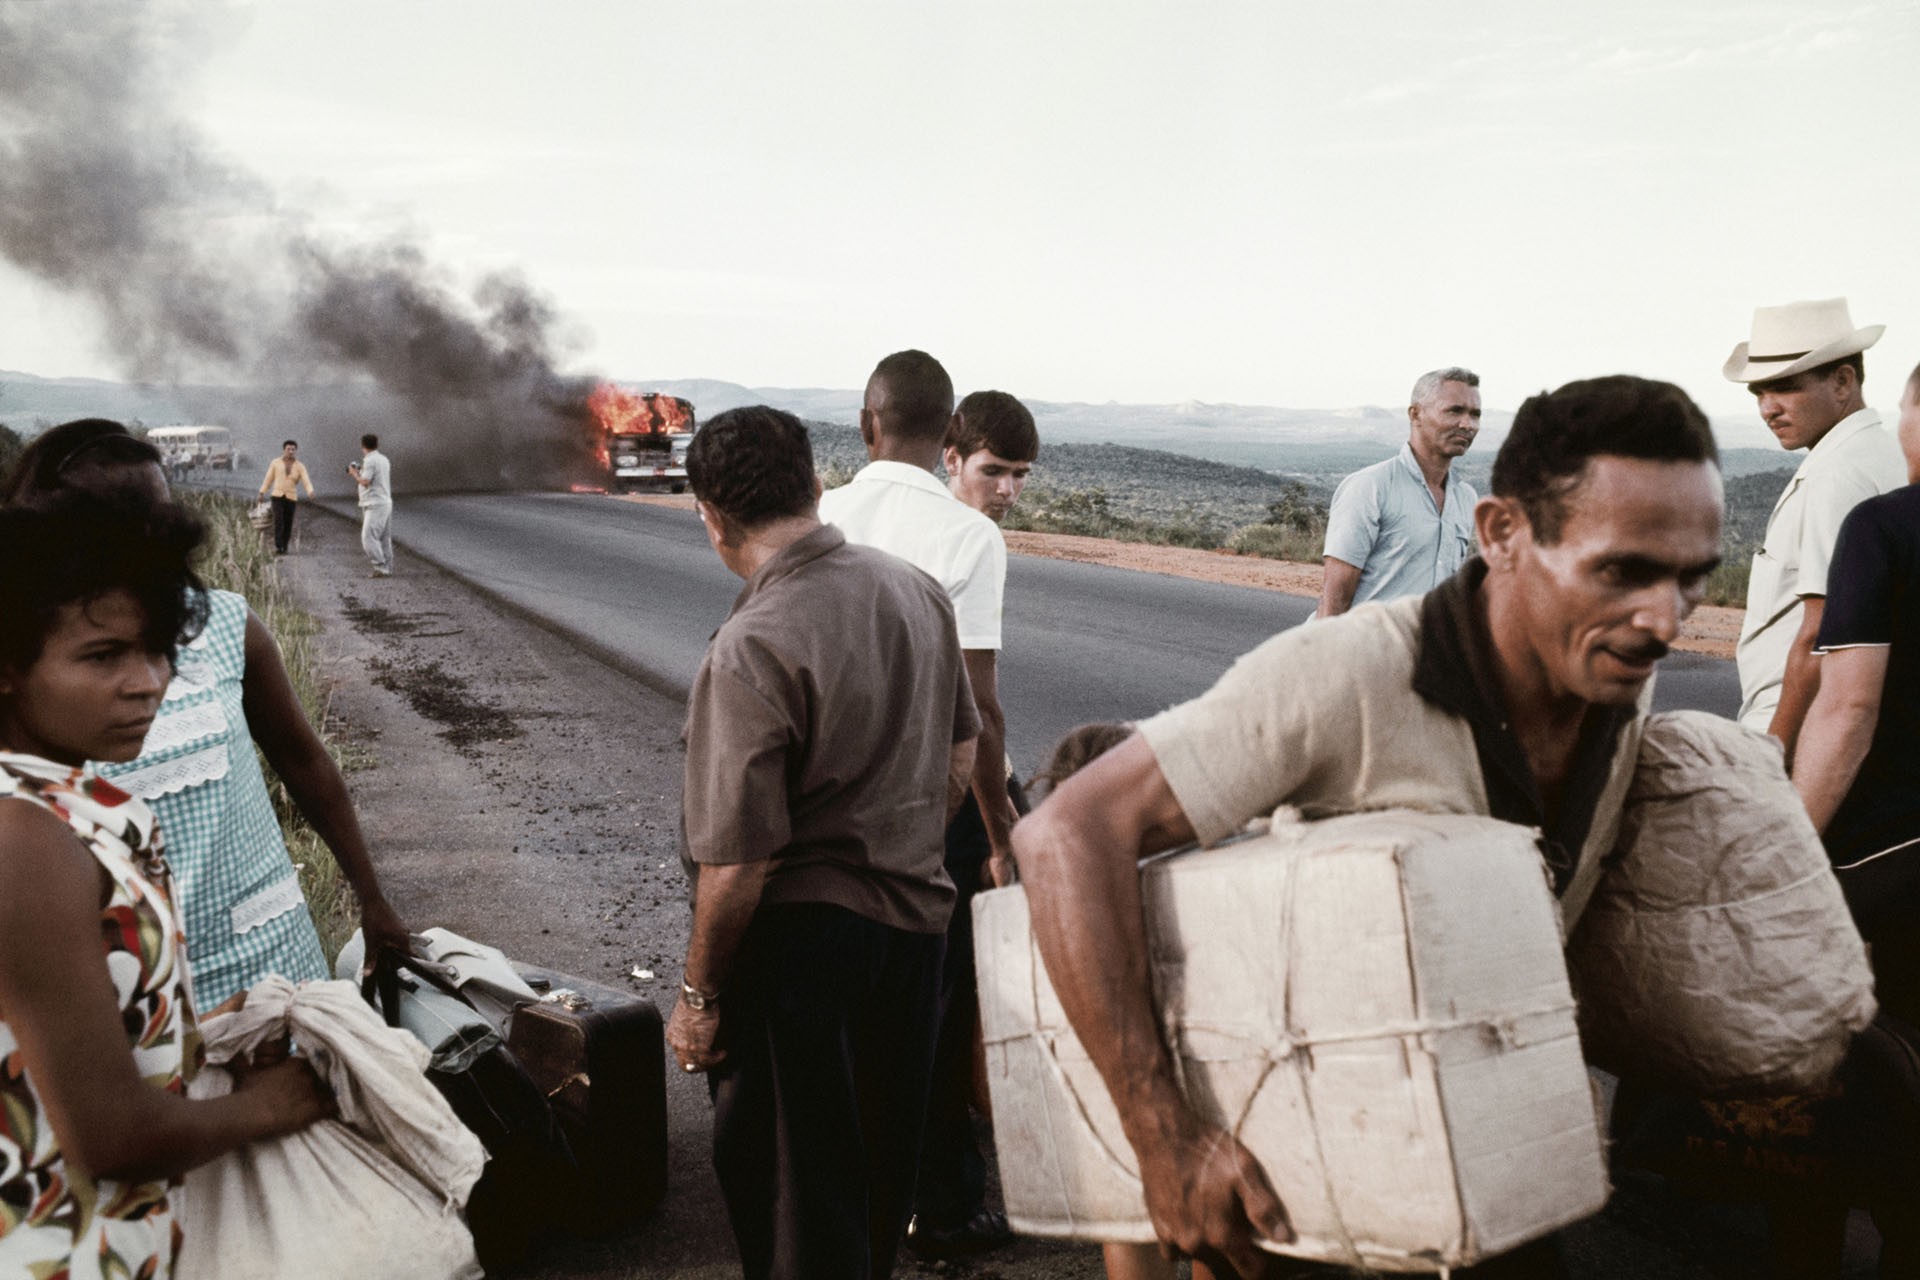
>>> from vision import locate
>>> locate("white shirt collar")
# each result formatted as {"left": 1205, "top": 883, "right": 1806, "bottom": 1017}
{"left": 847, "top": 459, "right": 957, "bottom": 499}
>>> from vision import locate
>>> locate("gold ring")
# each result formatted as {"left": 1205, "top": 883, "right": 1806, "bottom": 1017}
{"left": 682, "top": 1062, "right": 698, "bottom": 1073}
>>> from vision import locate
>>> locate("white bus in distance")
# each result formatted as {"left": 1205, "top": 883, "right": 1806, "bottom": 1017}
{"left": 147, "top": 425, "right": 235, "bottom": 472}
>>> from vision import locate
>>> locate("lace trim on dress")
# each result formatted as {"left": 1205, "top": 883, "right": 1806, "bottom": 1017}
{"left": 108, "top": 740, "right": 232, "bottom": 801}
{"left": 231, "top": 875, "right": 306, "bottom": 936}
{"left": 168, "top": 648, "right": 218, "bottom": 698}
{"left": 135, "top": 698, "right": 228, "bottom": 759}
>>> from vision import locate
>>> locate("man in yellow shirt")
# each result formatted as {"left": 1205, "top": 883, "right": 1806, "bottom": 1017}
{"left": 258, "top": 439, "right": 314, "bottom": 555}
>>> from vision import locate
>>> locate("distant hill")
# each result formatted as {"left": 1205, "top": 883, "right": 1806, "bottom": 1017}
{"left": 0, "top": 367, "right": 1810, "bottom": 488}
{"left": 805, "top": 418, "right": 1310, "bottom": 532}
{"left": 635, "top": 376, "right": 1788, "bottom": 479}
{"left": 0, "top": 369, "right": 203, "bottom": 427}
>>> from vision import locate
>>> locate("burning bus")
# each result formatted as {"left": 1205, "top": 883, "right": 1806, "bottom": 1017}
{"left": 588, "top": 383, "right": 696, "bottom": 494}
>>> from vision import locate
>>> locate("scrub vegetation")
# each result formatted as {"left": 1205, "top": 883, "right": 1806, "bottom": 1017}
{"left": 179, "top": 491, "right": 359, "bottom": 962}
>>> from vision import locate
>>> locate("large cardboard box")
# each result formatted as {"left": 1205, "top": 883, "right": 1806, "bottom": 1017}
{"left": 975, "top": 810, "right": 1609, "bottom": 1272}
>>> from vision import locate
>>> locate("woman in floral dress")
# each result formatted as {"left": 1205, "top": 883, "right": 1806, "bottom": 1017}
{"left": 0, "top": 499, "right": 331, "bottom": 1277}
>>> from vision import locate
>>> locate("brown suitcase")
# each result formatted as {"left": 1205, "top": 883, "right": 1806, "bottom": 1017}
{"left": 507, "top": 964, "right": 670, "bottom": 1234}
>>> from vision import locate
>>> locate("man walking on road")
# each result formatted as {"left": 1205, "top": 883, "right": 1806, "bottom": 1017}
{"left": 1726, "top": 297, "right": 1904, "bottom": 758}
{"left": 349, "top": 432, "right": 394, "bottom": 578}
{"left": 1013, "top": 376, "right": 1724, "bottom": 1278}
{"left": 257, "top": 438, "right": 313, "bottom": 555}
{"left": 819, "top": 352, "right": 1020, "bottom": 1257}
{"left": 668, "top": 406, "right": 980, "bottom": 1280}
{"left": 1318, "top": 367, "right": 1483, "bottom": 618}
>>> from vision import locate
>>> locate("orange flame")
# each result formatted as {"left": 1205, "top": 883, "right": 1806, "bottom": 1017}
{"left": 588, "top": 383, "right": 693, "bottom": 437}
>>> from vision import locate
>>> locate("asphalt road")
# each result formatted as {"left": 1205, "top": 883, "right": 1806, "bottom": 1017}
{"left": 348, "top": 492, "right": 1742, "bottom": 773}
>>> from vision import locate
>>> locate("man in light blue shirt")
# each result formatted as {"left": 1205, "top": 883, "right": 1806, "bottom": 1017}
{"left": 1318, "top": 367, "right": 1482, "bottom": 617}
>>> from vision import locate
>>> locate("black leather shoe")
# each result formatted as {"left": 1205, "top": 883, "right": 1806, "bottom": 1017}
{"left": 905, "top": 1207, "right": 1013, "bottom": 1259}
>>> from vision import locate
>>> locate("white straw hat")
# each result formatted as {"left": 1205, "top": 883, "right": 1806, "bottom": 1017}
{"left": 1723, "top": 297, "right": 1883, "bottom": 383}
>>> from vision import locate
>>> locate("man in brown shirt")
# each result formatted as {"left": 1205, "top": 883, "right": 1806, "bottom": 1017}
{"left": 668, "top": 405, "right": 981, "bottom": 1280}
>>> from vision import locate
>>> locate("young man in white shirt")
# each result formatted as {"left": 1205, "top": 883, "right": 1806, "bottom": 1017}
{"left": 942, "top": 390, "right": 1037, "bottom": 526}
{"left": 1725, "top": 298, "right": 1905, "bottom": 758}
{"left": 817, "top": 350, "right": 1017, "bottom": 1256}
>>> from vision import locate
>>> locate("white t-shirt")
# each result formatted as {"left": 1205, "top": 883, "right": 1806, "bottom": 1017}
{"left": 356, "top": 450, "right": 392, "bottom": 507}
{"left": 1736, "top": 408, "right": 1905, "bottom": 729}
{"left": 818, "top": 460, "right": 1006, "bottom": 650}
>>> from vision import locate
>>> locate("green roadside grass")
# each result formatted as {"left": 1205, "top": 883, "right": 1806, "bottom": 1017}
{"left": 180, "top": 491, "right": 360, "bottom": 963}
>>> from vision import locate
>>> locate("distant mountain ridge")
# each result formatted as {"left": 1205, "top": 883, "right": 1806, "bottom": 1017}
{"left": 0, "top": 367, "right": 1793, "bottom": 481}
{"left": 631, "top": 377, "right": 1788, "bottom": 479}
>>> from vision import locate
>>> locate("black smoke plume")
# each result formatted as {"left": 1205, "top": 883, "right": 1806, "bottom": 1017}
{"left": 0, "top": 6, "right": 599, "bottom": 491}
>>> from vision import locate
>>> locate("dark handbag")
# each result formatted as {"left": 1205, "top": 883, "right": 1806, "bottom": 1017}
{"left": 362, "top": 951, "right": 583, "bottom": 1271}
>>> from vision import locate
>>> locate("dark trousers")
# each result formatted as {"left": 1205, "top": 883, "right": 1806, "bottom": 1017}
{"left": 913, "top": 790, "right": 992, "bottom": 1228}
{"left": 711, "top": 902, "right": 944, "bottom": 1280}
{"left": 270, "top": 495, "right": 297, "bottom": 552}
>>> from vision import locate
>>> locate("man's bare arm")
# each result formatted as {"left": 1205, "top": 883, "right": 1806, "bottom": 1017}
{"left": 1317, "top": 557, "right": 1362, "bottom": 619}
{"left": 1767, "top": 596, "right": 1827, "bottom": 764}
{"left": 962, "top": 648, "right": 1019, "bottom": 885}
{"left": 668, "top": 859, "right": 772, "bottom": 1073}
{"left": 1793, "top": 645, "right": 1889, "bottom": 833}
{"left": 1013, "top": 734, "right": 1290, "bottom": 1277}
{"left": 947, "top": 735, "right": 979, "bottom": 824}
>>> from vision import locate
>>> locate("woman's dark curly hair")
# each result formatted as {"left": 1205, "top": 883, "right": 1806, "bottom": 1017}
{"left": 1, "top": 418, "right": 164, "bottom": 508}
{"left": 0, "top": 496, "right": 210, "bottom": 675}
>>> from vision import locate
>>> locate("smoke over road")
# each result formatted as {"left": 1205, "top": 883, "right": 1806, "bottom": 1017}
{"left": 0, "top": 5, "right": 598, "bottom": 491}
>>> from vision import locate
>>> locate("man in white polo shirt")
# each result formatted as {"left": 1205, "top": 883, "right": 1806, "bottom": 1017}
{"left": 1726, "top": 298, "right": 1905, "bottom": 757}
{"left": 818, "top": 348, "right": 1015, "bottom": 1257}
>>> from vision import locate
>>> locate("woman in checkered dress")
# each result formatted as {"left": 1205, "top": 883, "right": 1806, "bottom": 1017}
{"left": 3, "top": 420, "right": 410, "bottom": 1006}
{"left": 94, "top": 588, "right": 339, "bottom": 1006}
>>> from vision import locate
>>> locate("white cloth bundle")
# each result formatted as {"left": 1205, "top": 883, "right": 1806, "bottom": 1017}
{"left": 175, "top": 976, "right": 486, "bottom": 1280}
{"left": 1568, "top": 711, "right": 1877, "bottom": 1095}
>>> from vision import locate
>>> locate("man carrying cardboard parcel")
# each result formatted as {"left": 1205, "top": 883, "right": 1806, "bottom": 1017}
{"left": 1011, "top": 375, "right": 1724, "bottom": 1279}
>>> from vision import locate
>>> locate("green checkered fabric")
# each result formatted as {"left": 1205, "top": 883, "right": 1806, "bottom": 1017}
{"left": 96, "top": 590, "right": 328, "bottom": 1008}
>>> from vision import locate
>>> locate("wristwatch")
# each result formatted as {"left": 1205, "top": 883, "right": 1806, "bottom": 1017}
{"left": 681, "top": 980, "right": 719, "bottom": 1011}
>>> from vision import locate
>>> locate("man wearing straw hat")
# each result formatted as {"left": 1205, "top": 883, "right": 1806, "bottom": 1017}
{"left": 1725, "top": 297, "right": 1905, "bottom": 756}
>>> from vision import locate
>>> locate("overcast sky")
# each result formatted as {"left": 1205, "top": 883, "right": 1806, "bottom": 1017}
{"left": 3, "top": 0, "right": 1916, "bottom": 422}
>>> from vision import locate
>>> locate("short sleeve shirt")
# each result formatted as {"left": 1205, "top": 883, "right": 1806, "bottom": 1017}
{"left": 1813, "top": 483, "right": 1920, "bottom": 862}
{"left": 1322, "top": 445, "right": 1478, "bottom": 607}
{"left": 818, "top": 461, "right": 1007, "bottom": 650}
{"left": 357, "top": 450, "right": 392, "bottom": 506}
{"left": 1737, "top": 409, "right": 1906, "bottom": 728}
{"left": 1139, "top": 561, "right": 1638, "bottom": 907}
{"left": 682, "top": 525, "right": 980, "bottom": 934}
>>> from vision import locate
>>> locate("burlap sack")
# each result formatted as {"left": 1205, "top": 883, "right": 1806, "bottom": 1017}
{"left": 1567, "top": 711, "right": 1875, "bottom": 1095}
